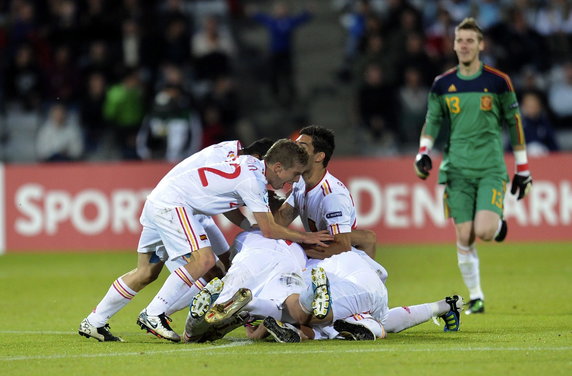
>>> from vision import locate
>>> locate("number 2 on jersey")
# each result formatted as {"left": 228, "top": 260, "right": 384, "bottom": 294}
{"left": 198, "top": 163, "right": 241, "bottom": 186}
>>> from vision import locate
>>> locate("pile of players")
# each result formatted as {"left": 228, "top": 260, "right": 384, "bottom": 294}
{"left": 78, "top": 126, "right": 462, "bottom": 344}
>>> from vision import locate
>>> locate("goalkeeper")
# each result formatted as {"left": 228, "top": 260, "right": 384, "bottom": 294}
{"left": 413, "top": 18, "right": 532, "bottom": 315}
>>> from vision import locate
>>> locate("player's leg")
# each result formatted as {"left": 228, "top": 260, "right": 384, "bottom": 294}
{"left": 381, "top": 295, "right": 464, "bottom": 333}
{"left": 475, "top": 176, "right": 508, "bottom": 242}
{"left": 137, "top": 205, "right": 215, "bottom": 341}
{"left": 78, "top": 226, "right": 165, "bottom": 342}
{"left": 445, "top": 179, "right": 485, "bottom": 314}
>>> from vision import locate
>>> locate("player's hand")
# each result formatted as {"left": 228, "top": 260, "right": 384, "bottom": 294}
{"left": 302, "top": 230, "right": 333, "bottom": 247}
{"left": 414, "top": 153, "right": 432, "bottom": 179}
{"left": 511, "top": 173, "right": 532, "bottom": 200}
{"left": 304, "top": 247, "right": 328, "bottom": 260}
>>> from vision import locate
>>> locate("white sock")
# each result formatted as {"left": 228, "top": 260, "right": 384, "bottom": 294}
{"left": 146, "top": 267, "right": 195, "bottom": 316}
{"left": 87, "top": 278, "right": 137, "bottom": 327}
{"left": 243, "top": 298, "right": 282, "bottom": 320}
{"left": 298, "top": 284, "right": 314, "bottom": 314}
{"left": 457, "top": 244, "right": 484, "bottom": 301}
{"left": 381, "top": 304, "right": 433, "bottom": 333}
{"left": 165, "top": 277, "right": 207, "bottom": 316}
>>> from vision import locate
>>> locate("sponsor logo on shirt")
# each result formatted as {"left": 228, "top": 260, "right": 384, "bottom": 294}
{"left": 326, "top": 211, "right": 342, "bottom": 219}
{"left": 509, "top": 102, "right": 519, "bottom": 109}
{"left": 448, "top": 84, "right": 457, "bottom": 92}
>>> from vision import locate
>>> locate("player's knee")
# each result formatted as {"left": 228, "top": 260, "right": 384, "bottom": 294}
{"left": 195, "top": 250, "right": 216, "bottom": 273}
{"left": 136, "top": 267, "right": 161, "bottom": 285}
{"left": 474, "top": 224, "right": 495, "bottom": 242}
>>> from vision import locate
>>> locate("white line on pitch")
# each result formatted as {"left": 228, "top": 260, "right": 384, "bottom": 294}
{"left": 2, "top": 344, "right": 570, "bottom": 362}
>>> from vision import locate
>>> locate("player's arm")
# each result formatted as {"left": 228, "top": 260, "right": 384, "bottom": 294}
{"left": 414, "top": 85, "right": 444, "bottom": 180}
{"left": 503, "top": 79, "right": 533, "bottom": 200}
{"left": 303, "top": 194, "right": 354, "bottom": 259}
{"left": 351, "top": 229, "right": 377, "bottom": 258}
{"left": 223, "top": 208, "right": 251, "bottom": 230}
{"left": 274, "top": 201, "right": 298, "bottom": 226}
{"left": 252, "top": 211, "right": 333, "bottom": 247}
{"left": 304, "top": 232, "right": 352, "bottom": 259}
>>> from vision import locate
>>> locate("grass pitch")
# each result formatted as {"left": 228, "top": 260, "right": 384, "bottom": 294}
{"left": 1, "top": 242, "right": 571, "bottom": 376}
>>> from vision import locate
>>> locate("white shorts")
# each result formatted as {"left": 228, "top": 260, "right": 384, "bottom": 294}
{"left": 216, "top": 246, "right": 306, "bottom": 304}
{"left": 137, "top": 200, "right": 216, "bottom": 261}
{"left": 311, "top": 252, "right": 389, "bottom": 322}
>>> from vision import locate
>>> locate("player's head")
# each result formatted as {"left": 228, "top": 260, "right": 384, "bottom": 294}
{"left": 241, "top": 138, "right": 275, "bottom": 160}
{"left": 264, "top": 139, "right": 308, "bottom": 189}
{"left": 454, "top": 18, "right": 484, "bottom": 66}
{"left": 297, "top": 125, "right": 335, "bottom": 168}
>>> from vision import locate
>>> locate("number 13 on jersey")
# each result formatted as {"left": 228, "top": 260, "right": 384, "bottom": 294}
{"left": 446, "top": 96, "right": 461, "bottom": 114}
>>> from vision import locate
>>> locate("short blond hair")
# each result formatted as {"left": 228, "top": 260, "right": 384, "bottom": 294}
{"left": 455, "top": 17, "right": 483, "bottom": 41}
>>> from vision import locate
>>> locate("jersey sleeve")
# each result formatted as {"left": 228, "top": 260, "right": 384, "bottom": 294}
{"left": 322, "top": 193, "right": 354, "bottom": 235}
{"left": 236, "top": 172, "right": 270, "bottom": 213}
{"left": 500, "top": 77, "right": 526, "bottom": 149}
{"left": 421, "top": 80, "right": 446, "bottom": 141}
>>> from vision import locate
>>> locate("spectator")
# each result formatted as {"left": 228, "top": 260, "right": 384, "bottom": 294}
{"left": 192, "top": 16, "right": 235, "bottom": 58}
{"left": 248, "top": 1, "right": 313, "bottom": 106}
{"left": 43, "top": 44, "right": 79, "bottom": 104}
{"left": 548, "top": 61, "right": 572, "bottom": 128}
{"left": 355, "top": 63, "right": 398, "bottom": 147}
{"left": 4, "top": 43, "right": 43, "bottom": 111}
{"left": 103, "top": 67, "right": 144, "bottom": 160}
{"left": 80, "top": 72, "right": 108, "bottom": 154}
{"left": 36, "top": 103, "right": 84, "bottom": 162}
{"left": 201, "top": 76, "right": 239, "bottom": 133}
{"left": 517, "top": 91, "right": 559, "bottom": 156}
{"left": 192, "top": 16, "right": 234, "bottom": 81}
{"left": 80, "top": 40, "right": 115, "bottom": 82}
{"left": 157, "top": 18, "right": 190, "bottom": 66}
{"left": 397, "top": 66, "right": 428, "bottom": 149}
{"left": 137, "top": 84, "right": 202, "bottom": 162}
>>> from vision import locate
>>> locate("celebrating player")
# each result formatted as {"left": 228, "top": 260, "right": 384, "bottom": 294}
{"left": 78, "top": 139, "right": 274, "bottom": 342}
{"left": 413, "top": 18, "right": 533, "bottom": 314}
{"left": 133, "top": 139, "right": 332, "bottom": 342}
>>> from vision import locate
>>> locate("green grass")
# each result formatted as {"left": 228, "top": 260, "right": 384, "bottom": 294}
{"left": 1, "top": 243, "right": 571, "bottom": 375}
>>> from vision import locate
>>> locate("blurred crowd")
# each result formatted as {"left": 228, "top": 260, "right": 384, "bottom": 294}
{"left": 343, "top": 0, "right": 572, "bottom": 155}
{"left": 0, "top": 0, "right": 570, "bottom": 163}
{"left": 0, "top": 0, "right": 243, "bottom": 163}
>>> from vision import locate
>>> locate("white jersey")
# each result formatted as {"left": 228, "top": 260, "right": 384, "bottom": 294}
{"left": 147, "top": 155, "right": 270, "bottom": 215}
{"left": 150, "top": 140, "right": 241, "bottom": 188}
{"left": 286, "top": 171, "right": 356, "bottom": 235}
{"left": 217, "top": 230, "right": 307, "bottom": 304}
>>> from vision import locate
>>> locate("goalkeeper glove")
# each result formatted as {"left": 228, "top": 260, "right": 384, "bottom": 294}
{"left": 414, "top": 153, "right": 432, "bottom": 180}
{"left": 511, "top": 172, "right": 532, "bottom": 200}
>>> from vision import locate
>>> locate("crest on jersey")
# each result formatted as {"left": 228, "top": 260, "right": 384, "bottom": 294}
{"left": 480, "top": 95, "right": 493, "bottom": 111}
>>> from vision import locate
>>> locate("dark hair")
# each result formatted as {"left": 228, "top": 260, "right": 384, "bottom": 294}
{"left": 242, "top": 138, "right": 274, "bottom": 159}
{"left": 299, "top": 125, "right": 335, "bottom": 167}
{"left": 264, "top": 139, "right": 308, "bottom": 169}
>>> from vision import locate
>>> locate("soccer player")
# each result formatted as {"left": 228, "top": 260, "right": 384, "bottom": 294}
{"left": 134, "top": 139, "right": 332, "bottom": 342}
{"left": 260, "top": 255, "right": 462, "bottom": 343}
{"left": 413, "top": 18, "right": 533, "bottom": 315}
{"left": 275, "top": 126, "right": 358, "bottom": 260}
{"left": 78, "top": 139, "right": 275, "bottom": 342}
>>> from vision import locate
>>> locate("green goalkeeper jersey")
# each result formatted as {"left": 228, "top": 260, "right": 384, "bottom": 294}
{"left": 422, "top": 63, "right": 526, "bottom": 183}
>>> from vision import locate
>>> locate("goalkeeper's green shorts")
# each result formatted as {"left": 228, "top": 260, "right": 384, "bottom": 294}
{"left": 443, "top": 175, "right": 506, "bottom": 224}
